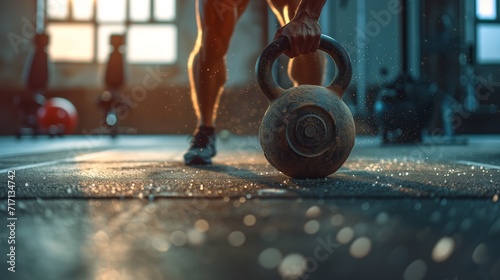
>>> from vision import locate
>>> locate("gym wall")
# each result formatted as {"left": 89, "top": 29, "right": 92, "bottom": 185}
{"left": 0, "top": 0, "right": 268, "bottom": 135}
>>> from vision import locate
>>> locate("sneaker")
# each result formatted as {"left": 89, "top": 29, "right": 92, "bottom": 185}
{"left": 184, "top": 126, "right": 217, "bottom": 165}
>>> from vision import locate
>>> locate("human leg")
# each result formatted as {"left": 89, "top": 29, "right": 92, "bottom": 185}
{"left": 267, "top": 0, "right": 326, "bottom": 86}
{"left": 185, "top": 0, "right": 250, "bottom": 165}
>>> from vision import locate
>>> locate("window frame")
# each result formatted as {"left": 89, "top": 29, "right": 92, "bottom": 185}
{"left": 475, "top": 0, "right": 500, "bottom": 65}
{"left": 476, "top": 0, "right": 498, "bottom": 21}
{"left": 44, "top": 0, "right": 179, "bottom": 65}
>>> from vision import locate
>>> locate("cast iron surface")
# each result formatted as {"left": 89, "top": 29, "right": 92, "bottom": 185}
{"left": 256, "top": 35, "right": 355, "bottom": 179}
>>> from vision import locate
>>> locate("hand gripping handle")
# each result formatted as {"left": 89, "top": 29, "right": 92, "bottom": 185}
{"left": 255, "top": 34, "right": 352, "bottom": 101}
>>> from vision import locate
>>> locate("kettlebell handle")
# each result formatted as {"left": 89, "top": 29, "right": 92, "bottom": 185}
{"left": 256, "top": 34, "right": 352, "bottom": 102}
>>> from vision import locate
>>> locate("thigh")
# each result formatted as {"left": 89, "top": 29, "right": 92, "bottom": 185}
{"left": 266, "top": 0, "right": 301, "bottom": 26}
{"left": 198, "top": 0, "right": 250, "bottom": 34}
{"left": 194, "top": 0, "right": 250, "bottom": 53}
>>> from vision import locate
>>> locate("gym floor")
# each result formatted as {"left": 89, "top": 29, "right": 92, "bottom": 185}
{"left": 1, "top": 135, "right": 499, "bottom": 280}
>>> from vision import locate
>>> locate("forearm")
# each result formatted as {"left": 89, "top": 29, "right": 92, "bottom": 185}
{"left": 295, "top": 0, "right": 327, "bottom": 20}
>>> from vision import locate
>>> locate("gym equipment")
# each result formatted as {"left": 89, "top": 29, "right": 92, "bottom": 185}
{"left": 14, "top": 33, "right": 49, "bottom": 138}
{"left": 37, "top": 97, "right": 78, "bottom": 136}
{"left": 256, "top": 34, "right": 354, "bottom": 179}
{"left": 374, "top": 0, "right": 436, "bottom": 144}
{"left": 374, "top": 73, "right": 437, "bottom": 144}
{"left": 98, "top": 34, "right": 128, "bottom": 137}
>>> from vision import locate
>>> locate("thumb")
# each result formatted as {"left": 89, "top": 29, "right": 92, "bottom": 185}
{"left": 273, "top": 28, "right": 293, "bottom": 57}
{"left": 273, "top": 26, "right": 284, "bottom": 41}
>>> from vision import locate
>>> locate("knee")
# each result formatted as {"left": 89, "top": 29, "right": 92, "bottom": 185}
{"left": 200, "top": 27, "right": 232, "bottom": 58}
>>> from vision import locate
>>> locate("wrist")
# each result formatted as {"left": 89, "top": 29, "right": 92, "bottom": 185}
{"left": 293, "top": 10, "right": 319, "bottom": 22}
{"left": 294, "top": 0, "right": 326, "bottom": 21}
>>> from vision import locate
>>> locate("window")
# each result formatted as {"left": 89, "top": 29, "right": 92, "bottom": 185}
{"left": 477, "top": 24, "right": 500, "bottom": 63}
{"left": 476, "top": 0, "right": 497, "bottom": 20}
{"left": 475, "top": 0, "right": 500, "bottom": 64}
{"left": 44, "top": 0, "right": 177, "bottom": 64}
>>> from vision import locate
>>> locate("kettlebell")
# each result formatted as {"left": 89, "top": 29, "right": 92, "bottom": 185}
{"left": 256, "top": 34, "right": 355, "bottom": 179}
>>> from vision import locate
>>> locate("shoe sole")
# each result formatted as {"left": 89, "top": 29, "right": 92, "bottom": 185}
{"left": 185, "top": 155, "right": 212, "bottom": 165}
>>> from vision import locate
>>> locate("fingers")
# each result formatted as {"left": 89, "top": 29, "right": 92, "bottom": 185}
{"left": 285, "top": 32, "right": 318, "bottom": 58}
{"left": 274, "top": 27, "right": 291, "bottom": 57}
{"left": 306, "top": 32, "right": 321, "bottom": 54}
{"left": 301, "top": 34, "right": 316, "bottom": 55}
{"left": 275, "top": 24, "right": 321, "bottom": 58}
{"left": 289, "top": 35, "right": 302, "bottom": 58}
{"left": 273, "top": 26, "right": 284, "bottom": 41}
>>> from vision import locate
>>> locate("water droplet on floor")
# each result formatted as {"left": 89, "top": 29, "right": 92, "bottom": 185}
{"left": 151, "top": 237, "right": 170, "bottom": 252}
{"left": 337, "top": 227, "right": 354, "bottom": 244}
{"left": 349, "top": 237, "right": 372, "bottom": 258}
{"left": 376, "top": 212, "right": 390, "bottom": 225}
{"left": 170, "top": 231, "right": 187, "bottom": 247}
{"left": 243, "top": 215, "right": 257, "bottom": 226}
{"left": 403, "top": 259, "right": 427, "bottom": 280}
{"left": 278, "top": 254, "right": 307, "bottom": 279}
{"left": 187, "top": 229, "right": 205, "bottom": 246}
{"left": 304, "top": 220, "right": 320, "bottom": 235}
{"left": 194, "top": 219, "right": 210, "bottom": 233}
{"left": 228, "top": 231, "right": 245, "bottom": 247}
{"left": 330, "top": 214, "right": 344, "bottom": 226}
{"left": 17, "top": 201, "right": 27, "bottom": 210}
{"left": 305, "top": 206, "right": 321, "bottom": 218}
{"left": 472, "top": 243, "right": 488, "bottom": 264}
{"left": 432, "top": 237, "right": 455, "bottom": 262}
{"left": 258, "top": 248, "right": 282, "bottom": 269}
{"left": 414, "top": 202, "right": 422, "bottom": 211}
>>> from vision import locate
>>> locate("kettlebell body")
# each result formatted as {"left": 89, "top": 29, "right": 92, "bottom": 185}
{"left": 256, "top": 35, "right": 355, "bottom": 179}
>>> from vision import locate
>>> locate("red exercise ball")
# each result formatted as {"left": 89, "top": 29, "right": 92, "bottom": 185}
{"left": 37, "top": 97, "right": 78, "bottom": 135}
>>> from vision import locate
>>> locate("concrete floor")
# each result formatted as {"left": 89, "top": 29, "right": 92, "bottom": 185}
{"left": 0, "top": 135, "right": 499, "bottom": 280}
